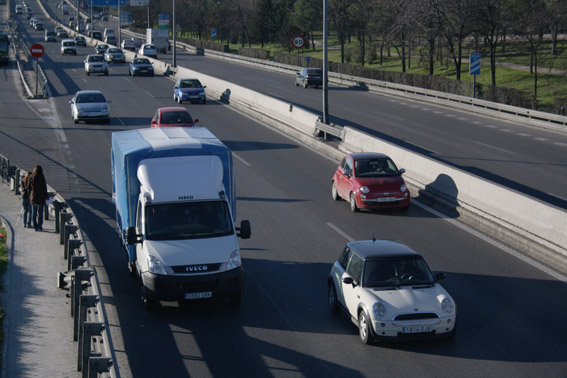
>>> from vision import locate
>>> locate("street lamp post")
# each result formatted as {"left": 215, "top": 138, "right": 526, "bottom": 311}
{"left": 172, "top": 0, "right": 176, "bottom": 67}
{"left": 322, "top": 0, "right": 329, "bottom": 124}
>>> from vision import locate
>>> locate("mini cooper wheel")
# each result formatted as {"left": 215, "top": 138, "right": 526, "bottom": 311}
{"left": 331, "top": 181, "right": 340, "bottom": 201}
{"left": 350, "top": 193, "right": 359, "bottom": 212}
{"left": 358, "top": 311, "right": 373, "bottom": 345}
{"left": 328, "top": 282, "right": 339, "bottom": 313}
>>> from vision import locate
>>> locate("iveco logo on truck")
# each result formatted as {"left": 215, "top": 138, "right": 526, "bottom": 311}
{"left": 179, "top": 195, "right": 194, "bottom": 200}
{"left": 186, "top": 265, "right": 208, "bottom": 272}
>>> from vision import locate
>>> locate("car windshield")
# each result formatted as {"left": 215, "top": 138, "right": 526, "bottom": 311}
{"left": 63, "top": 41, "right": 74, "bottom": 46}
{"left": 145, "top": 201, "right": 233, "bottom": 240}
{"left": 46, "top": 31, "right": 56, "bottom": 36}
{"left": 98, "top": 44, "right": 108, "bottom": 49}
{"left": 76, "top": 93, "right": 106, "bottom": 103}
{"left": 88, "top": 55, "right": 103, "bottom": 62}
{"left": 306, "top": 69, "right": 322, "bottom": 76}
{"left": 144, "top": 45, "right": 155, "bottom": 49}
{"left": 355, "top": 158, "right": 399, "bottom": 177}
{"left": 179, "top": 79, "right": 202, "bottom": 88}
{"left": 133, "top": 58, "right": 149, "bottom": 64}
{"left": 160, "top": 111, "right": 193, "bottom": 124}
{"left": 364, "top": 257, "right": 436, "bottom": 287}
{"left": 108, "top": 48, "right": 120, "bottom": 53}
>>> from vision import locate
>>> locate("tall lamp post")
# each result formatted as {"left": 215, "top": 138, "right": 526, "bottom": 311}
{"left": 322, "top": 0, "right": 329, "bottom": 124}
{"left": 172, "top": 0, "right": 176, "bottom": 67}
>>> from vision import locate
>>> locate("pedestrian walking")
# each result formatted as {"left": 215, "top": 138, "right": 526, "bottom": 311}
{"left": 27, "top": 165, "right": 48, "bottom": 231}
{"left": 20, "top": 171, "right": 32, "bottom": 228}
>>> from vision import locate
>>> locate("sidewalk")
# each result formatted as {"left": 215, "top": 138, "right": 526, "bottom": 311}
{"left": 0, "top": 182, "right": 78, "bottom": 378}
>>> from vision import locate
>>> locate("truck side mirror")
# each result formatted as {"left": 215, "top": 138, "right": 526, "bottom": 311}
{"left": 126, "top": 226, "right": 142, "bottom": 245}
{"left": 237, "top": 220, "right": 251, "bottom": 239}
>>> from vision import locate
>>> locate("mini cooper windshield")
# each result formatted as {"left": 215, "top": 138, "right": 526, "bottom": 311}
{"left": 145, "top": 201, "right": 233, "bottom": 240}
{"left": 364, "top": 257, "right": 436, "bottom": 287}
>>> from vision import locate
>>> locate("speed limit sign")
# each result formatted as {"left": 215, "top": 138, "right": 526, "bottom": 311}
{"left": 292, "top": 35, "right": 305, "bottom": 49}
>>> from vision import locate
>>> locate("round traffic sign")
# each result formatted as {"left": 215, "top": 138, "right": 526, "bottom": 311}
{"left": 30, "top": 43, "right": 45, "bottom": 58}
{"left": 292, "top": 35, "right": 305, "bottom": 49}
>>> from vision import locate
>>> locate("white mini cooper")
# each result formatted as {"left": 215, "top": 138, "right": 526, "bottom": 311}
{"left": 328, "top": 240, "right": 456, "bottom": 344}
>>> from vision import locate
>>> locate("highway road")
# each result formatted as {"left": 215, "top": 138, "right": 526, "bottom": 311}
{"left": 1, "top": 3, "right": 566, "bottom": 378}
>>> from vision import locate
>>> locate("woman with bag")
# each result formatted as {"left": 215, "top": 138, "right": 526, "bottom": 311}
{"left": 27, "top": 165, "right": 48, "bottom": 231}
{"left": 20, "top": 172, "right": 32, "bottom": 228}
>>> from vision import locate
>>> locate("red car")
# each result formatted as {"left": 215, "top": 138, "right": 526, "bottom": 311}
{"left": 331, "top": 153, "right": 410, "bottom": 211}
{"left": 151, "top": 107, "right": 199, "bottom": 127}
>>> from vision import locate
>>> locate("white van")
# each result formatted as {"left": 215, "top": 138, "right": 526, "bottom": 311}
{"left": 103, "top": 28, "right": 114, "bottom": 38}
{"left": 15, "top": 5, "right": 23, "bottom": 14}
{"left": 61, "top": 39, "right": 77, "bottom": 55}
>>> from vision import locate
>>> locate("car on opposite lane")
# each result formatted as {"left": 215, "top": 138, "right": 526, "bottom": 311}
{"left": 173, "top": 78, "right": 207, "bottom": 104}
{"left": 331, "top": 152, "right": 410, "bottom": 212}
{"left": 104, "top": 47, "right": 125, "bottom": 63}
{"left": 129, "top": 57, "right": 154, "bottom": 76}
{"left": 151, "top": 107, "right": 199, "bottom": 127}
{"left": 44, "top": 30, "right": 57, "bottom": 42}
{"left": 328, "top": 240, "right": 457, "bottom": 344}
{"left": 294, "top": 68, "right": 323, "bottom": 88}
{"left": 69, "top": 90, "right": 111, "bottom": 123}
{"left": 84, "top": 54, "right": 109, "bottom": 76}
{"left": 56, "top": 29, "right": 68, "bottom": 38}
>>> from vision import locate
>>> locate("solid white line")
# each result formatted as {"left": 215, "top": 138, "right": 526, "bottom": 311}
{"left": 145, "top": 91, "right": 154, "bottom": 98}
{"left": 232, "top": 152, "right": 251, "bottom": 167}
{"left": 474, "top": 141, "right": 516, "bottom": 154}
{"left": 412, "top": 200, "right": 567, "bottom": 284}
{"left": 327, "top": 222, "right": 354, "bottom": 242}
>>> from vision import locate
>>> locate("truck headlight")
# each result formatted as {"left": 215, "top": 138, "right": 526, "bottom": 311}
{"left": 148, "top": 255, "right": 166, "bottom": 275}
{"left": 227, "top": 249, "right": 241, "bottom": 270}
{"left": 372, "top": 302, "right": 386, "bottom": 319}
{"left": 441, "top": 298, "right": 454, "bottom": 314}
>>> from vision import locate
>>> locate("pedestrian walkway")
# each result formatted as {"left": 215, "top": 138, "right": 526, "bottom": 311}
{"left": 0, "top": 182, "right": 78, "bottom": 378}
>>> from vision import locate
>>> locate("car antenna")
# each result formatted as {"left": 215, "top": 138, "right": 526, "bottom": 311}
{"left": 372, "top": 233, "right": 376, "bottom": 242}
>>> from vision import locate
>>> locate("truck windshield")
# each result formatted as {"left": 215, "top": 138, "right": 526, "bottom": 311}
{"left": 145, "top": 200, "right": 233, "bottom": 240}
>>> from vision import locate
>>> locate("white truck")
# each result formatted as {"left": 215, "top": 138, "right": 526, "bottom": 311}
{"left": 111, "top": 127, "right": 251, "bottom": 309}
{"left": 146, "top": 28, "right": 169, "bottom": 53}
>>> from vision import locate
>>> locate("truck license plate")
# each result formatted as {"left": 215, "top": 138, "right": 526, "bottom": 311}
{"left": 185, "top": 291, "right": 212, "bottom": 300}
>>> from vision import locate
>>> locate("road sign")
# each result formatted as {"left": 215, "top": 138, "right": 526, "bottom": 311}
{"left": 469, "top": 53, "right": 481, "bottom": 75}
{"left": 292, "top": 35, "right": 305, "bottom": 49}
{"left": 30, "top": 43, "right": 44, "bottom": 58}
{"left": 89, "top": 0, "right": 126, "bottom": 6}
{"left": 120, "top": 11, "right": 132, "bottom": 23}
{"left": 211, "top": 28, "right": 217, "bottom": 39}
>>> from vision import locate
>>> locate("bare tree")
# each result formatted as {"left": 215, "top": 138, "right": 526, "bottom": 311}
{"left": 328, "top": 0, "right": 352, "bottom": 63}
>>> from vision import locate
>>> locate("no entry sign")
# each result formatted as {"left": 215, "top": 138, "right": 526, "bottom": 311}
{"left": 30, "top": 43, "right": 45, "bottom": 58}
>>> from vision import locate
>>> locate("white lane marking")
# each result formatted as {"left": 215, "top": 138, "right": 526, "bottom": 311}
{"left": 485, "top": 124, "right": 497, "bottom": 128}
{"left": 554, "top": 142, "right": 567, "bottom": 147}
{"left": 116, "top": 117, "right": 125, "bottom": 126}
{"left": 501, "top": 129, "right": 513, "bottom": 132}
{"left": 536, "top": 137, "right": 549, "bottom": 142}
{"left": 518, "top": 133, "right": 531, "bottom": 137}
{"left": 471, "top": 121, "right": 482, "bottom": 125}
{"left": 327, "top": 222, "right": 354, "bottom": 242}
{"left": 233, "top": 152, "right": 251, "bottom": 167}
{"left": 145, "top": 91, "right": 154, "bottom": 98}
{"left": 457, "top": 117, "right": 468, "bottom": 121}
{"left": 412, "top": 200, "right": 567, "bottom": 284}
{"left": 474, "top": 141, "right": 516, "bottom": 154}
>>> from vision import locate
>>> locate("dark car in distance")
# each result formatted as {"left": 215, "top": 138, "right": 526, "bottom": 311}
{"left": 129, "top": 57, "right": 154, "bottom": 77}
{"left": 294, "top": 68, "right": 323, "bottom": 88}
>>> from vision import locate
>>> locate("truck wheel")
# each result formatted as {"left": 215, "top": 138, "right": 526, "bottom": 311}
{"left": 141, "top": 285, "right": 159, "bottom": 311}
{"left": 229, "top": 292, "right": 241, "bottom": 306}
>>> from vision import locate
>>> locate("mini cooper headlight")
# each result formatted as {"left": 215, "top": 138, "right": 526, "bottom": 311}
{"left": 441, "top": 298, "right": 454, "bottom": 314}
{"left": 372, "top": 302, "right": 386, "bottom": 319}
{"left": 400, "top": 184, "right": 407, "bottom": 192}
{"left": 360, "top": 186, "right": 369, "bottom": 194}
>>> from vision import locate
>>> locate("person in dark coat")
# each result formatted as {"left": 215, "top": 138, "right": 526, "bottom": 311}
{"left": 27, "top": 165, "right": 48, "bottom": 231}
{"left": 20, "top": 172, "right": 32, "bottom": 228}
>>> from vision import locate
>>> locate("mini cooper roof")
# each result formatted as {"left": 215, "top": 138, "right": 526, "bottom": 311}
{"left": 347, "top": 240, "right": 420, "bottom": 260}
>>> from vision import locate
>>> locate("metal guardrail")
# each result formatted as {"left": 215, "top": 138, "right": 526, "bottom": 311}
{"left": 3, "top": 166, "right": 116, "bottom": 378}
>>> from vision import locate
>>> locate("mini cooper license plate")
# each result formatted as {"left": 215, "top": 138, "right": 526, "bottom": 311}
{"left": 185, "top": 291, "right": 212, "bottom": 300}
{"left": 402, "top": 325, "right": 432, "bottom": 334}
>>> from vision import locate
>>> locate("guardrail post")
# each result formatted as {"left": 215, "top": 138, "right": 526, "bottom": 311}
{"left": 71, "top": 269, "right": 92, "bottom": 317}
{"left": 63, "top": 224, "right": 78, "bottom": 258}
{"left": 78, "top": 322, "right": 104, "bottom": 373}
{"left": 71, "top": 255, "right": 87, "bottom": 271}
{"left": 87, "top": 357, "right": 112, "bottom": 378}
{"left": 67, "top": 239, "right": 83, "bottom": 270}
{"left": 74, "top": 294, "right": 98, "bottom": 342}
{"left": 52, "top": 200, "right": 66, "bottom": 233}
{"left": 60, "top": 212, "right": 73, "bottom": 244}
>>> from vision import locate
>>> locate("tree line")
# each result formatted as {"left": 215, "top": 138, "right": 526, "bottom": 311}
{"left": 128, "top": 0, "right": 566, "bottom": 90}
